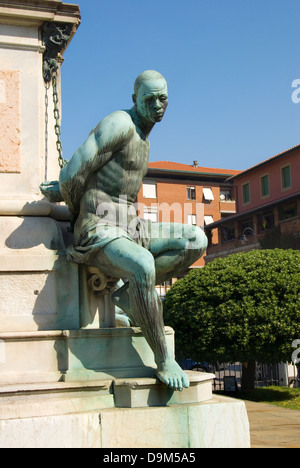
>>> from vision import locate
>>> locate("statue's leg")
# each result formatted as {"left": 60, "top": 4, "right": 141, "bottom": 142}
{"left": 111, "top": 281, "right": 139, "bottom": 326}
{"left": 149, "top": 223, "right": 208, "bottom": 284}
{"left": 88, "top": 237, "right": 189, "bottom": 391}
{"left": 110, "top": 223, "right": 207, "bottom": 323}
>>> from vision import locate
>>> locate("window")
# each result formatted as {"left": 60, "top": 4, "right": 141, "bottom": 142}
{"left": 143, "top": 206, "right": 158, "bottom": 222}
{"left": 203, "top": 188, "right": 214, "bottom": 201}
{"left": 188, "top": 214, "right": 197, "bottom": 225}
{"left": 157, "top": 280, "right": 172, "bottom": 299}
{"left": 221, "top": 223, "right": 235, "bottom": 242}
{"left": 281, "top": 165, "right": 292, "bottom": 191}
{"left": 261, "top": 174, "right": 270, "bottom": 198}
{"left": 143, "top": 181, "right": 157, "bottom": 198}
{"left": 187, "top": 186, "right": 196, "bottom": 200}
{"left": 279, "top": 202, "right": 297, "bottom": 221}
{"left": 258, "top": 212, "right": 274, "bottom": 233}
{"left": 220, "top": 188, "right": 233, "bottom": 201}
{"left": 241, "top": 220, "right": 255, "bottom": 239}
{"left": 242, "top": 182, "right": 250, "bottom": 205}
{"left": 204, "top": 215, "right": 214, "bottom": 225}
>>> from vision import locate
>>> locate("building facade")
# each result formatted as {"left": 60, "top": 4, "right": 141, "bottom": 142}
{"left": 136, "top": 160, "right": 240, "bottom": 296}
{"left": 205, "top": 144, "right": 300, "bottom": 263}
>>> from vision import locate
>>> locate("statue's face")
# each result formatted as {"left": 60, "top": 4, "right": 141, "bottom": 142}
{"left": 134, "top": 79, "right": 168, "bottom": 124}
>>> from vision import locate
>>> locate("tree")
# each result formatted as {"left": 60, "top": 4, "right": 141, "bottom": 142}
{"left": 163, "top": 249, "right": 300, "bottom": 392}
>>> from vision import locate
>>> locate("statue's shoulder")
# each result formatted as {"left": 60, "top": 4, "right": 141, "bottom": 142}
{"left": 102, "top": 110, "right": 133, "bottom": 127}
{"left": 93, "top": 110, "right": 134, "bottom": 141}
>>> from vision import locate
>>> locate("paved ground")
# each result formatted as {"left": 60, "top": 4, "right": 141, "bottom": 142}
{"left": 245, "top": 401, "right": 300, "bottom": 448}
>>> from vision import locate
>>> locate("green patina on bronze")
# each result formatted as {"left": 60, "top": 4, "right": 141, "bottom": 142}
{"left": 40, "top": 71, "right": 207, "bottom": 391}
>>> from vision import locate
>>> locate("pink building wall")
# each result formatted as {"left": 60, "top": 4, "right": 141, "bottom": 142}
{"left": 234, "top": 146, "right": 300, "bottom": 213}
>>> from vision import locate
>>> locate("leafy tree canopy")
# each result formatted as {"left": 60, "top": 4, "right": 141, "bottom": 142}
{"left": 163, "top": 249, "right": 300, "bottom": 364}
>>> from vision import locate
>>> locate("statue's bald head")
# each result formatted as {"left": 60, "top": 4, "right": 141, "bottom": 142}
{"left": 132, "top": 70, "right": 168, "bottom": 126}
{"left": 134, "top": 70, "right": 167, "bottom": 95}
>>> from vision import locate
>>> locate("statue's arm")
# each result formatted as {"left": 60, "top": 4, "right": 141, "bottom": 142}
{"left": 40, "top": 180, "right": 64, "bottom": 203}
{"left": 39, "top": 132, "right": 101, "bottom": 205}
{"left": 59, "top": 111, "right": 134, "bottom": 215}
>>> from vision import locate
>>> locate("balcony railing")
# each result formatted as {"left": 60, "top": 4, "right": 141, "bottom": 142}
{"left": 219, "top": 200, "right": 236, "bottom": 213}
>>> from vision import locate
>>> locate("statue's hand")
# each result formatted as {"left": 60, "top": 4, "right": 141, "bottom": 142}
{"left": 40, "top": 180, "right": 64, "bottom": 203}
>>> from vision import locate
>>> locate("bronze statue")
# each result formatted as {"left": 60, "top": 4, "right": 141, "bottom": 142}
{"left": 41, "top": 70, "right": 207, "bottom": 391}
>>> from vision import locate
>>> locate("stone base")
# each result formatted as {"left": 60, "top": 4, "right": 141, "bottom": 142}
{"left": 99, "top": 396, "right": 250, "bottom": 449}
{"left": 63, "top": 327, "right": 175, "bottom": 382}
{"left": 0, "top": 327, "right": 175, "bottom": 385}
{"left": 0, "top": 393, "right": 250, "bottom": 448}
{"left": 0, "top": 380, "right": 115, "bottom": 420}
{"left": 0, "top": 372, "right": 251, "bottom": 448}
{"left": 0, "top": 372, "right": 214, "bottom": 420}
{"left": 113, "top": 371, "right": 215, "bottom": 408}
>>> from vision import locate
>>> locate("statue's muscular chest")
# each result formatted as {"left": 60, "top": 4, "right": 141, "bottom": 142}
{"left": 115, "top": 132, "right": 150, "bottom": 173}
{"left": 86, "top": 131, "right": 150, "bottom": 203}
{"left": 98, "top": 132, "right": 150, "bottom": 191}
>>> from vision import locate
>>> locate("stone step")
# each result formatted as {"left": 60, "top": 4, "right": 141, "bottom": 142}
{"left": 0, "top": 327, "right": 175, "bottom": 385}
{"left": 113, "top": 371, "right": 215, "bottom": 408}
{"left": 0, "top": 371, "right": 215, "bottom": 420}
{"left": 0, "top": 380, "right": 114, "bottom": 420}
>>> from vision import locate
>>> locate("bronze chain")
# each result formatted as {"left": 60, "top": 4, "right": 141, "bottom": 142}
{"left": 52, "top": 74, "right": 68, "bottom": 169}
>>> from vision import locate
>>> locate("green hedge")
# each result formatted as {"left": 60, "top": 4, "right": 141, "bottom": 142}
{"left": 163, "top": 249, "right": 300, "bottom": 364}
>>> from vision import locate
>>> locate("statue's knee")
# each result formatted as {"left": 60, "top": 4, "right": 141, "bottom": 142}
{"left": 197, "top": 226, "right": 208, "bottom": 248}
{"left": 189, "top": 226, "right": 208, "bottom": 256}
{"left": 131, "top": 251, "right": 156, "bottom": 284}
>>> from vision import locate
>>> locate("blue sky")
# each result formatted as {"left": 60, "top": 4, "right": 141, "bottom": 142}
{"left": 60, "top": 0, "right": 300, "bottom": 171}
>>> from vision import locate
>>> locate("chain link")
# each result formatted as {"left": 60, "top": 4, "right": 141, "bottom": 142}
{"left": 52, "top": 74, "right": 68, "bottom": 169}
{"left": 44, "top": 81, "right": 50, "bottom": 181}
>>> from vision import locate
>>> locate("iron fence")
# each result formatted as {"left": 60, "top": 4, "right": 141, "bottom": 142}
{"left": 180, "top": 360, "right": 280, "bottom": 390}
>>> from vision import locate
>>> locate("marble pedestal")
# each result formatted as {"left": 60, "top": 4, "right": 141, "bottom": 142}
{"left": 0, "top": 371, "right": 251, "bottom": 448}
{"left": 0, "top": 210, "right": 250, "bottom": 448}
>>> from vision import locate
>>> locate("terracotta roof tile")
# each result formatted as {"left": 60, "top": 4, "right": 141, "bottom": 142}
{"left": 148, "top": 161, "right": 241, "bottom": 176}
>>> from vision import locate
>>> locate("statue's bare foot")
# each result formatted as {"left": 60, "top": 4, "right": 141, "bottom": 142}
{"left": 156, "top": 357, "right": 190, "bottom": 391}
